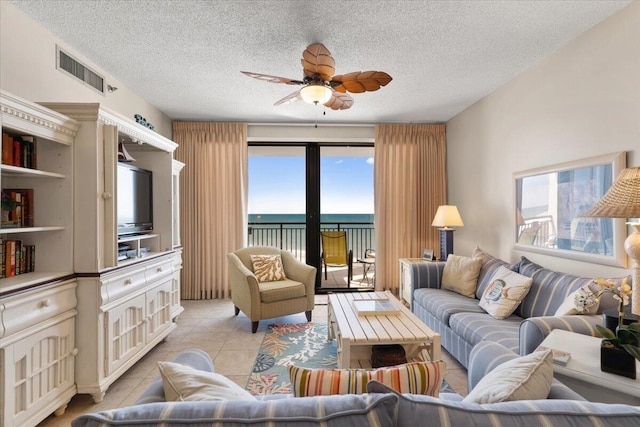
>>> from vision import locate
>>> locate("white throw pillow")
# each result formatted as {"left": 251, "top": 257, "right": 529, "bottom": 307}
{"left": 479, "top": 266, "right": 532, "bottom": 319}
{"left": 441, "top": 255, "right": 483, "bottom": 298}
{"left": 463, "top": 349, "right": 553, "bottom": 404}
{"left": 554, "top": 283, "right": 601, "bottom": 316}
{"left": 158, "top": 361, "right": 256, "bottom": 402}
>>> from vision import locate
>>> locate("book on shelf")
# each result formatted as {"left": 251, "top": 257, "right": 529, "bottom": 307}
{"left": 352, "top": 298, "right": 402, "bottom": 316}
{"left": 1, "top": 133, "right": 36, "bottom": 169}
{"left": 1, "top": 188, "right": 34, "bottom": 227}
{"left": 1, "top": 239, "right": 35, "bottom": 278}
{"left": 536, "top": 345, "right": 571, "bottom": 365}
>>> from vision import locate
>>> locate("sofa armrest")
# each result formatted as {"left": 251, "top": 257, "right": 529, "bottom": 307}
{"left": 519, "top": 315, "right": 602, "bottom": 356}
{"left": 228, "top": 252, "right": 262, "bottom": 318}
{"left": 411, "top": 261, "right": 445, "bottom": 290}
{"left": 134, "top": 349, "right": 215, "bottom": 405}
{"left": 468, "top": 341, "right": 586, "bottom": 400}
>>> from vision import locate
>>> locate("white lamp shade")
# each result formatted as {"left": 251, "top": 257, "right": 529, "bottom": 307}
{"left": 300, "top": 84, "right": 332, "bottom": 104}
{"left": 432, "top": 205, "right": 464, "bottom": 228}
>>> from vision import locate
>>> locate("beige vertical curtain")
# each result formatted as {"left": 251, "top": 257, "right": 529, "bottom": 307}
{"left": 374, "top": 124, "right": 446, "bottom": 293}
{"left": 173, "top": 122, "right": 248, "bottom": 299}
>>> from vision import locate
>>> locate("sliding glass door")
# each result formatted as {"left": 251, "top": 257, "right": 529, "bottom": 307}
{"left": 248, "top": 143, "right": 374, "bottom": 293}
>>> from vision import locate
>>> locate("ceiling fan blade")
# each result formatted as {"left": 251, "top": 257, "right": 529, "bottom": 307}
{"left": 324, "top": 91, "right": 354, "bottom": 110}
{"left": 274, "top": 89, "right": 303, "bottom": 106}
{"left": 331, "top": 71, "right": 392, "bottom": 94}
{"left": 301, "top": 43, "right": 335, "bottom": 81}
{"left": 241, "top": 71, "right": 304, "bottom": 85}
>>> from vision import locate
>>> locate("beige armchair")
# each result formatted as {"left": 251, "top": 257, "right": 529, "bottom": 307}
{"left": 227, "top": 246, "right": 317, "bottom": 333}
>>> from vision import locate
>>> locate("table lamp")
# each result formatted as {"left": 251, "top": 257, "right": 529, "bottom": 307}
{"left": 580, "top": 167, "right": 640, "bottom": 315}
{"left": 432, "top": 205, "right": 464, "bottom": 261}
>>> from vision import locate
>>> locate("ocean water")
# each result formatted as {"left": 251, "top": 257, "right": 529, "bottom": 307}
{"left": 248, "top": 213, "right": 374, "bottom": 224}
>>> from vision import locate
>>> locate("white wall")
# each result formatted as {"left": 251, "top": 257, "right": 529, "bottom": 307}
{"left": 0, "top": 2, "right": 172, "bottom": 138}
{"left": 446, "top": 2, "right": 639, "bottom": 278}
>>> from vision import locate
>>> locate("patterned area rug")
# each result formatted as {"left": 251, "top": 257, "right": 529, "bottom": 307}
{"left": 246, "top": 322, "right": 455, "bottom": 395}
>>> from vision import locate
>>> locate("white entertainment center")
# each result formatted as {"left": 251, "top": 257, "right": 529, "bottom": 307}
{"left": 0, "top": 91, "right": 184, "bottom": 425}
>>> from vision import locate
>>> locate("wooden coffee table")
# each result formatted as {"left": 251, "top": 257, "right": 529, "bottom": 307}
{"left": 328, "top": 291, "right": 441, "bottom": 368}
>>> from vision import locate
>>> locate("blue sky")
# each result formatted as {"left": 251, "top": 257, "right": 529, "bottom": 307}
{"left": 248, "top": 154, "right": 374, "bottom": 214}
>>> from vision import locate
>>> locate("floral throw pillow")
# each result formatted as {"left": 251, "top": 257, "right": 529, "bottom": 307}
{"left": 251, "top": 254, "right": 286, "bottom": 283}
{"left": 554, "top": 283, "right": 601, "bottom": 316}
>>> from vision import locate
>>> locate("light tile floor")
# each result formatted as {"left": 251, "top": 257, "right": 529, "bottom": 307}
{"left": 37, "top": 298, "right": 467, "bottom": 426}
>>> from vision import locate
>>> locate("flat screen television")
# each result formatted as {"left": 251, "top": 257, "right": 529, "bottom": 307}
{"left": 117, "top": 162, "right": 153, "bottom": 235}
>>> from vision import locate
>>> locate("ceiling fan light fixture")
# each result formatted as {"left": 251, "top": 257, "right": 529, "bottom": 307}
{"left": 300, "top": 83, "right": 332, "bottom": 105}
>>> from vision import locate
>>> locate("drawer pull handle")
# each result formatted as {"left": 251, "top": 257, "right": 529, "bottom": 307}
{"left": 39, "top": 299, "right": 51, "bottom": 308}
{"left": 72, "top": 348, "right": 79, "bottom": 356}
{"left": 157, "top": 267, "right": 163, "bottom": 272}
{"left": 124, "top": 279, "right": 133, "bottom": 285}
{"left": 102, "top": 192, "right": 112, "bottom": 199}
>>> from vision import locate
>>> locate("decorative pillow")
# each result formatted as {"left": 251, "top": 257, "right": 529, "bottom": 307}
{"left": 289, "top": 360, "right": 446, "bottom": 397}
{"left": 158, "top": 361, "right": 256, "bottom": 402}
{"left": 472, "top": 246, "right": 519, "bottom": 299}
{"left": 479, "top": 266, "right": 533, "bottom": 319}
{"left": 554, "top": 282, "right": 601, "bottom": 316}
{"left": 251, "top": 254, "right": 286, "bottom": 283}
{"left": 463, "top": 349, "right": 553, "bottom": 403}
{"left": 441, "top": 254, "right": 483, "bottom": 298}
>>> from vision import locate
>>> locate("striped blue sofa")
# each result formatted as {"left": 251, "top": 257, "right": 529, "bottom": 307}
{"left": 71, "top": 347, "right": 640, "bottom": 427}
{"left": 410, "top": 246, "right": 622, "bottom": 368}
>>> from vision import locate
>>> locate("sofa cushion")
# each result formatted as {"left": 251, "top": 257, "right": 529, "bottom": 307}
{"left": 516, "top": 257, "right": 620, "bottom": 318}
{"left": 71, "top": 393, "right": 398, "bottom": 427}
{"left": 258, "top": 279, "right": 306, "bottom": 303}
{"left": 413, "top": 288, "right": 485, "bottom": 327}
{"left": 472, "top": 246, "right": 518, "bottom": 299}
{"left": 366, "top": 381, "right": 640, "bottom": 427}
{"left": 479, "top": 266, "right": 533, "bottom": 319}
{"left": 463, "top": 349, "right": 553, "bottom": 403}
{"left": 441, "top": 255, "right": 483, "bottom": 298}
{"left": 158, "top": 361, "right": 256, "bottom": 402}
{"left": 251, "top": 254, "right": 287, "bottom": 282}
{"left": 288, "top": 361, "right": 445, "bottom": 397}
{"left": 448, "top": 312, "right": 521, "bottom": 353}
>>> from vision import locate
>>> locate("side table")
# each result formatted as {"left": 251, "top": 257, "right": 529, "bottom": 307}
{"left": 398, "top": 258, "right": 432, "bottom": 309}
{"left": 356, "top": 257, "right": 376, "bottom": 287}
{"left": 538, "top": 329, "right": 640, "bottom": 405}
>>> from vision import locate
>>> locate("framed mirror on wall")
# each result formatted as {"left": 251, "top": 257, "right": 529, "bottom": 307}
{"left": 514, "top": 152, "right": 627, "bottom": 267}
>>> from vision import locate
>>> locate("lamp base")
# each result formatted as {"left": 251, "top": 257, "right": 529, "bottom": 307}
{"left": 626, "top": 224, "right": 640, "bottom": 316}
{"left": 438, "top": 228, "right": 455, "bottom": 261}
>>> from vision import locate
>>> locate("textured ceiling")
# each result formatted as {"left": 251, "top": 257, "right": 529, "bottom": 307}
{"left": 9, "top": 0, "right": 631, "bottom": 124}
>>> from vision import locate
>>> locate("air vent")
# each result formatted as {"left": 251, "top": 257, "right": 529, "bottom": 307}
{"left": 56, "top": 46, "right": 105, "bottom": 94}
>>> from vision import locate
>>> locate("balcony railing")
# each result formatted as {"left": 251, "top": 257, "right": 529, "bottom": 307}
{"left": 248, "top": 221, "right": 375, "bottom": 262}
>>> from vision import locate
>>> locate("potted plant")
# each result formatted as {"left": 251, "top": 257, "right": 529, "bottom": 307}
{"left": 590, "top": 278, "right": 640, "bottom": 378}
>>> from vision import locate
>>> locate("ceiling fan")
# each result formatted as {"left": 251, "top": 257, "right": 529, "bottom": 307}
{"left": 241, "top": 43, "right": 392, "bottom": 111}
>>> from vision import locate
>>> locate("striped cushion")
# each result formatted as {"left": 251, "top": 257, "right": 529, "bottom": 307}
{"left": 288, "top": 361, "right": 445, "bottom": 397}
{"left": 516, "top": 257, "right": 624, "bottom": 318}
{"left": 72, "top": 394, "right": 398, "bottom": 427}
{"left": 367, "top": 380, "right": 640, "bottom": 427}
{"left": 413, "top": 288, "right": 485, "bottom": 327}
{"left": 449, "top": 312, "right": 521, "bottom": 353}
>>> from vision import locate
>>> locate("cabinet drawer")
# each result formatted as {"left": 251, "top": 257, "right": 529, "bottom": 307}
{"left": 101, "top": 267, "right": 147, "bottom": 305}
{"left": 0, "top": 280, "right": 76, "bottom": 339}
{"left": 145, "top": 258, "right": 173, "bottom": 284}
